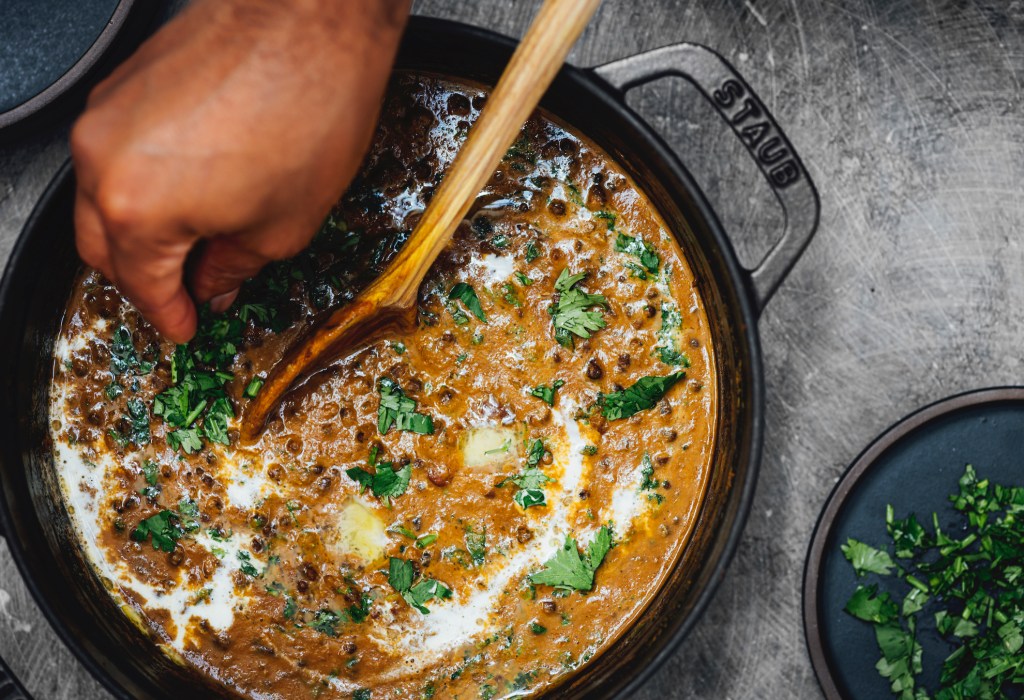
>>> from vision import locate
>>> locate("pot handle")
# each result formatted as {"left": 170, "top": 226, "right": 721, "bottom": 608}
{"left": 592, "top": 43, "right": 820, "bottom": 312}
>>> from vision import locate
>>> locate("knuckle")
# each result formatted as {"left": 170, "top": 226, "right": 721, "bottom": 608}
{"left": 94, "top": 169, "right": 150, "bottom": 231}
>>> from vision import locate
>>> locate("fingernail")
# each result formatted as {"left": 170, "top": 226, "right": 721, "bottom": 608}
{"left": 210, "top": 289, "right": 239, "bottom": 314}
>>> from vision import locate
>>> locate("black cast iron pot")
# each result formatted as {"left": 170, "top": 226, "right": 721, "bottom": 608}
{"left": 0, "top": 16, "right": 819, "bottom": 700}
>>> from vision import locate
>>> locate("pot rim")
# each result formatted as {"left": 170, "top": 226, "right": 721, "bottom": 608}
{"left": 0, "top": 15, "right": 769, "bottom": 700}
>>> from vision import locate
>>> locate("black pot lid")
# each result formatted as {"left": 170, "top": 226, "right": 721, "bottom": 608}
{"left": 0, "top": 0, "right": 142, "bottom": 134}
{"left": 803, "top": 386, "right": 1024, "bottom": 699}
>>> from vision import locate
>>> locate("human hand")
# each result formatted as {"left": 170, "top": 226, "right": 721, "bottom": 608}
{"left": 71, "top": 0, "right": 411, "bottom": 342}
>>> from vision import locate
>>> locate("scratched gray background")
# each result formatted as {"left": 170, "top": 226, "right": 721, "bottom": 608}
{"left": 1, "top": 0, "right": 1022, "bottom": 697}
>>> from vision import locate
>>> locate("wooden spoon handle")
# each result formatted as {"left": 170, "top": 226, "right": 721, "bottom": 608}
{"left": 366, "top": 0, "right": 602, "bottom": 310}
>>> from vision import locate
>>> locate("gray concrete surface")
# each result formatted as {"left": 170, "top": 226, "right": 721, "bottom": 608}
{"left": 1, "top": 0, "right": 1022, "bottom": 697}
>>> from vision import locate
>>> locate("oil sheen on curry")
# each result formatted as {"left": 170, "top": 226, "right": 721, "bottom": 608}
{"left": 50, "top": 74, "right": 717, "bottom": 699}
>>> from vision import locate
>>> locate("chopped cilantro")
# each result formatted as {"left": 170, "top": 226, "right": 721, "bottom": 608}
{"left": 655, "top": 345, "right": 690, "bottom": 367}
{"left": 377, "top": 378, "right": 433, "bottom": 435}
{"left": 167, "top": 428, "right": 203, "bottom": 454}
{"left": 845, "top": 584, "right": 899, "bottom": 624}
{"left": 177, "top": 498, "right": 200, "bottom": 532}
{"left": 110, "top": 325, "right": 154, "bottom": 376}
{"left": 310, "top": 609, "right": 341, "bottom": 637}
{"left": 244, "top": 376, "right": 264, "bottom": 398}
{"left": 530, "top": 379, "right": 564, "bottom": 406}
{"left": 237, "top": 551, "right": 260, "bottom": 577}
{"left": 841, "top": 464, "right": 1024, "bottom": 698}
{"left": 501, "top": 283, "right": 522, "bottom": 308}
{"left": 841, "top": 538, "right": 896, "bottom": 576}
{"left": 124, "top": 398, "right": 150, "bottom": 446}
{"left": 388, "top": 557, "right": 452, "bottom": 614}
{"left": 601, "top": 372, "right": 685, "bottom": 420}
{"left": 283, "top": 594, "right": 298, "bottom": 619}
{"left": 624, "top": 261, "right": 648, "bottom": 280}
{"left": 415, "top": 534, "right": 438, "bottom": 549}
{"left": 142, "top": 460, "right": 159, "bottom": 486}
{"left": 639, "top": 453, "right": 664, "bottom": 504}
{"left": 594, "top": 210, "right": 617, "bottom": 230}
{"left": 515, "top": 271, "right": 534, "bottom": 286}
{"left": 525, "top": 241, "right": 541, "bottom": 263}
{"left": 614, "top": 233, "right": 660, "bottom": 273}
{"left": 153, "top": 318, "right": 238, "bottom": 454}
{"left": 484, "top": 439, "right": 511, "bottom": 455}
{"left": 130, "top": 511, "right": 183, "bottom": 553}
{"left": 346, "top": 458, "right": 412, "bottom": 507}
{"left": 465, "top": 526, "right": 487, "bottom": 566}
{"left": 448, "top": 282, "right": 487, "bottom": 323}
{"left": 548, "top": 269, "right": 607, "bottom": 348}
{"left": 499, "top": 440, "right": 551, "bottom": 509}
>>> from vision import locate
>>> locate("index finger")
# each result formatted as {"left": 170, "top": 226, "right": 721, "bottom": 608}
{"left": 107, "top": 227, "right": 198, "bottom": 344}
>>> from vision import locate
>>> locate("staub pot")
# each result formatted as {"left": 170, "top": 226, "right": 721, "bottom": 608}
{"left": 0, "top": 16, "right": 818, "bottom": 700}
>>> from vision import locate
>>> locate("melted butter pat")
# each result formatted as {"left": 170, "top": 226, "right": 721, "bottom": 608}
{"left": 331, "top": 497, "right": 388, "bottom": 565}
{"left": 460, "top": 425, "right": 519, "bottom": 471}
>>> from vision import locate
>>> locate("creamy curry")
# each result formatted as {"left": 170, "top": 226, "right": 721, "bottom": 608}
{"left": 50, "top": 74, "right": 717, "bottom": 699}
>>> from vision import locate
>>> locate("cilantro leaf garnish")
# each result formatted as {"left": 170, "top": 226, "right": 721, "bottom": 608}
{"left": 310, "top": 609, "right": 341, "bottom": 637}
{"left": 130, "top": 511, "right": 183, "bottom": 553}
{"left": 110, "top": 325, "right": 154, "bottom": 377}
{"left": 594, "top": 210, "right": 617, "bottom": 230}
{"left": 167, "top": 428, "right": 202, "bottom": 454}
{"left": 465, "top": 526, "right": 487, "bottom": 566}
{"left": 377, "top": 378, "right": 433, "bottom": 435}
{"left": 388, "top": 557, "right": 452, "bottom": 614}
{"left": 600, "top": 372, "right": 685, "bottom": 420}
{"left": 448, "top": 282, "right": 487, "bottom": 323}
{"left": 614, "top": 233, "right": 660, "bottom": 273}
{"left": 237, "top": 551, "right": 260, "bottom": 577}
{"left": 346, "top": 456, "right": 411, "bottom": 508}
{"left": 122, "top": 397, "right": 149, "bottom": 446}
{"left": 177, "top": 498, "right": 200, "bottom": 532}
{"left": 548, "top": 269, "right": 608, "bottom": 348}
{"left": 530, "top": 379, "right": 565, "bottom": 406}
{"left": 529, "top": 525, "right": 614, "bottom": 592}
{"left": 244, "top": 376, "right": 264, "bottom": 398}
{"left": 141, "top": 460, "right": 159, "bottom": 486}
{"left": 499, "top": 440, "right": 551, "bottom": 509}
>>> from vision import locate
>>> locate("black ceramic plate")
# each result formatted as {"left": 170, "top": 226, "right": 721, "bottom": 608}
{"left": 803, "top": 387, "right": 1024, "bottom": 699}
{"left": 0, "top": 0, "right": 146, "bottom": 135}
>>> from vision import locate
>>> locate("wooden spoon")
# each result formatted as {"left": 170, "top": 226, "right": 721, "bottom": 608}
{"left": 241, "top": 0, "right": 601, "bottom": 440}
